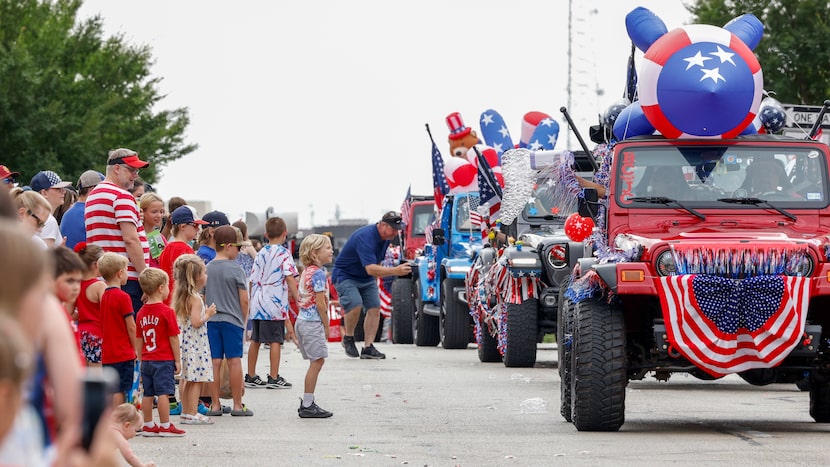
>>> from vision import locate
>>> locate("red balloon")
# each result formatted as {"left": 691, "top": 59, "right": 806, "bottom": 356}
{"left": 564, "top": 213, "right": 595, "bottom": 242}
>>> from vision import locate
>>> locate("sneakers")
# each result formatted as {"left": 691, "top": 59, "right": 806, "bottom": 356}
{"left": 343, "top": 336, "right": 359, "bottom": 358}
{"left": 158, "top": 423, "right": 186, "bottom": 437}
{"left": 267, "top": 375, "right": 292, "bottom": 389}
{"left": 360, "top": 345, "right": 386, "bottom": 359}
{"left": 169, "top": 402, "right": 182, "bottom": 415}
{"left": 142, "top": 424, "right": 160, "bottom": 437}
{"left": 244, "top": 374, "right": 267, "bottom": 388}
{"left": 298, "top": 398, "right": 333, "bottom": 418}
{"left": 197, "top": 401, "right": 209, "bottom": 415}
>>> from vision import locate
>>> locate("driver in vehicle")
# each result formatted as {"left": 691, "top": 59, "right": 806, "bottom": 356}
{"left": 738, "top": 158, "right": 800, "bottom": 198}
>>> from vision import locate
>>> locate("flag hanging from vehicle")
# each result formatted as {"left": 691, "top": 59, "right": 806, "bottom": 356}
{"left": 427, "top": 125, "right": 450, "bottom": 208}
{"left": 476, "top": 152, "right": 501, "bottom": 226}
{"left": 400, "top": 185, "right": 412, "bottom": 227}
{"left": 658, "top": 274, "right": 810, "bottom": 377}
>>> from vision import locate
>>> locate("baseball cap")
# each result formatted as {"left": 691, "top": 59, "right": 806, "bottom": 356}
{"left": 214, "top": 225, "right": 243, "bottom": 247}
{"left": 107, "top": 148, "right": 150, "bottom": 168}
{"left": 171, "top": 205, "right": 208, "bottom": 225}
{"left": 202, "top": 210, "right": 230, "bottom": 228}
{"left": 76, "top": 170, "right": 105, "bottom": 190}
{"left": 0, "top": 165, "right": 19, "bottom": 180}
{"left": 381, "top": 211, "right": 403, "bottom": 230}
{"left": 30, "top": 170, "right": 72, "bottom": 192}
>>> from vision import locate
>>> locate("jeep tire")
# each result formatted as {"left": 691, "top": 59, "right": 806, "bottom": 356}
{"left": 558, "top": 288, "right": 575, "bottom": 422}
{"left": 392, "top": 278, "right": 414, "bottom": 344}
{"left": 809, "top": 371, "right": 830, "bottom": 422}
{"left": 477, "top": 320, "right": 502, "bottom": 362}
{"left": 571, "top": 296, "right": 626, "bottom": 431}
{"left": 413, "top": 280, "right": 439, "bottom": 347}
{"left": 440, "top": 279, "right": 469, "bottom": 349}
{"left": 502, "top": 299, "right": 538, "bottom": 368}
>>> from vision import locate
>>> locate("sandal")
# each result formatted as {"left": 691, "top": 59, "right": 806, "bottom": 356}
{"left": 205, "top": 406, "right": 223, "bottom": 417}
{"left": 230, "top": 404, "right": 254, "bottom": 417}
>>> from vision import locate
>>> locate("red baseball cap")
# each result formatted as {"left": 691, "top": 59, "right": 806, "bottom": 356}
{"left": 0, "top": 165, "right": 19, "bottom": 180}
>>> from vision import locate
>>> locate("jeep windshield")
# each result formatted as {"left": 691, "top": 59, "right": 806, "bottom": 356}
{"left": 615, "top": 144, "right": 829, "bottom": 211}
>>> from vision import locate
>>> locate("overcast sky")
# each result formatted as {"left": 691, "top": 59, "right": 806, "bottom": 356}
{"left": 77, "top": 0, "right": 691, "bottom": 229}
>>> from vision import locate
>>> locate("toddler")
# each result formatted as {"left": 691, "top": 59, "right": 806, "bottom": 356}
{"left": 111, "top": 403, "right": 156, "bottom": 467}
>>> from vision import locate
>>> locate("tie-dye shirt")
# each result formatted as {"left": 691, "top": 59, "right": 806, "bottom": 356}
{"left": 249, "top": 244, "right": 298, "bottom": 320}
{"left": 298, "top": 265, "right": 328, "bottom": 322}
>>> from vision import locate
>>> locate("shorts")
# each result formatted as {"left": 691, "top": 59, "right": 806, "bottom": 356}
{"left": 251, "top": 320, "right": 285, "bottom": 344}
{"left": 104, "top": 359, "right": 135, "bottom": 395}
{"left": 140, "top": 360, "right": 176, "bottom": 397}
{"left": 207, "top": 321, "right": 244, "bottom": 359}
{"left": 334, "top": 278, "right": 379, "bottom": 313}
{"left": 80, "top": 330, "right": 103, "bottom": 364}
{"left": 294, "top": 319, "right": 328, "bottom": 361}
{"left": 122, "top": 279, "right": 144, "bottom": 315}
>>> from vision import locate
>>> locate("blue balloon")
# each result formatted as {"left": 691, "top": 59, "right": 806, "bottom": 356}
{"left": 603, "top": 99, "right": 630, "bottom": 128}
{"left": 723, "top": 14, "right": 764, "bottom": 50}
{"left": 625, "top": 7, "right": 668, "bottom": 52}
{"left": 613, "top": 102, "right": 655, "bottom": 140}
{"left": 759, "top": 97, "right": 786, "bottom": 133}
{"left": 479, "top": 109, "right": 513, "bottom": 156}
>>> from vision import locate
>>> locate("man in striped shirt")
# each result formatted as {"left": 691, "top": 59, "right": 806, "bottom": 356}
{"left": 85, "top": 148, "right": 151, "bottom": 313}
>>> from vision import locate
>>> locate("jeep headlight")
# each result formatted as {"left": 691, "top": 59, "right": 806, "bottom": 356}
{"left": 655, "top": 249, "right": 677, "bottom": 276}
{"left": 546, "top": 244, "right": 568, "bottom": 269}
{"left": 508, "top": 258, "right": 538, "bottom": 267}
{"left": 786, "top": 255, "right": 813, "bottom": 277}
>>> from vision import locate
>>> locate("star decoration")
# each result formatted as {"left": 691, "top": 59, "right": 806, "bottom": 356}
{"left": 547, "top": 134, "right": 558, "bottom": 146}
{"left": 709, "top": 45, "right": 735, "bottom": 66}
{"left": 481, "top": 113, "right": 494, "bottom": 126}
{"left": 683, "top": 51, "right": 712, "bottom": 70}
{"left": 540, "top": 118, "right": 555, "bottom": 127}
{"left": 492, "top": 142, "right": 503, "bottom": 153}
{"left": 529, "top": 140, "right": 543, "bottom": 151}
{"left": 498, "top": 125, "right": 510, "bottom": 138}
{"left": 699, "top": 67, "right": 725, "bottom": 83}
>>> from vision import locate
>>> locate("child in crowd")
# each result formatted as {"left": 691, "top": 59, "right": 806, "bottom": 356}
{"left": 98, "top": 252, "right": 138, "bottom": 406}
{"left": 295, "top": 234, "right": 335, "bottom": 418}
{"left": 205, "top": 226, "right": 253, "bottom": 416}
{"left": 172, "top": 254, "right": 216, "bottom": 424}
{"left": 246, "top": 217, "right": 298, "bottom": 389}
{"left": 111, "top": 403, "right": 156, "bottom": 467}
{"left": 0, "top": 315, "right": 33, "bottom": 447}
{"left": 135, "top": 268, "right": 185, "bottom": 437}
{"left": 159, "top": 205, "right": 207, "bottom": 306}
{"left": 140, "top": 193, "right": 167, "bottom": 269}
{"left": 197, "top": 210, "right": 229, "bottom": 264}
{"left": 50, "top": 246, "right": 86, "bottom": 361}
{"left": 75, "top": 242, "right": 106, "bottom": 367}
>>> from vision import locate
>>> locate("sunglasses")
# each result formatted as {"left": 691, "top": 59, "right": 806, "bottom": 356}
{"left": 27, "top": 210, "right": 46, "bottom": 229}
{"left": 219, "top": 243, "right": 242, "bottom": 250}
{"left": 2, "top": 178, "right": 14, "bottom": 185}
{"left": 121, "top": 165, "right": 140, "bottom": 175}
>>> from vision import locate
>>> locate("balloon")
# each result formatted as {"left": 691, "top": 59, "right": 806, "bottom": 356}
{"left": 444, "top": 157, "right": 477, "bottom": 191}
{"left": 479, "top": 109, "right": 513, "bottom": 156}
{"left": 564, "top": 213, "right": 595, "bottom": 242}
{"left": 758, "top": 97, "right": 787, "bottom": 133}
{"left": 613, "top": 101, "right": 655, "bottom": 140}
{"left": 526, "top": 117, "right": 559, "bottom": 151}
{"left": 639, "top": 24, "right": 763, "bottom": 138}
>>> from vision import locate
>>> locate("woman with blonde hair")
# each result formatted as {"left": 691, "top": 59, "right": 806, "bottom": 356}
{"left": 11, "top": 188, "right": 52, "bottom": 248}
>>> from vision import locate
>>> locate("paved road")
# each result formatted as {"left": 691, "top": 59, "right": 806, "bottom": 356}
{"left": 130, "top": 342, "right": 829, "bottom": 466}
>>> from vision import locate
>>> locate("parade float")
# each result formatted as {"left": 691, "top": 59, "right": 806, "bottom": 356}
{"left": 511, "top": 7, "right": 830, "bottom": 431}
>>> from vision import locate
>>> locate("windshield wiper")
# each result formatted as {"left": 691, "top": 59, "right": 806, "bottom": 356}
{"left": 628, "top": 196, "right": 706, "bottom": 220}
{"left": 716, "top": 197, "right": 797, "bottom": 221}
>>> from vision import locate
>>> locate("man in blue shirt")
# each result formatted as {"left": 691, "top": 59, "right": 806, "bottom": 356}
{"left": 332, "top": 211, "right": 411, "bottom": 359}
{"left": 60, "top": 170, "right": 104, "bottom": 249}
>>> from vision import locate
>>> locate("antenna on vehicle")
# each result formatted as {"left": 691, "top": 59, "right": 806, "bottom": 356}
{"left": 560, "top": 106, "right": 599, "bottom": 171}
{"left": 807, "top": 99, "right": 830, "bottom": 140}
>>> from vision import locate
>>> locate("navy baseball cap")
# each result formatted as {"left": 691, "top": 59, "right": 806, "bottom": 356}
{"left": 202, "top": 210, "right": 230, "bottom": 228}
{"left": 171, "top": 205, "right": 208, "bottom": 225}
{"left": 30, "top": 170, "right": 72, "bottom": 192}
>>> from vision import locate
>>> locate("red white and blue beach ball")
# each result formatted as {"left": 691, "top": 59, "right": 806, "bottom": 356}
{"left": 639, "top": 24, "right": 763, "bottom": 139}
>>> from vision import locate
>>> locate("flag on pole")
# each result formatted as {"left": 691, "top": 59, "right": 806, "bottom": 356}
{"left": 625, "top": 41, "right": 638, "bottom": 103}
{"left": 400, "top": 185, "right": 412, "bottom": 226}
{"left": 475, "top": 153, "right": 501, "bottom": 226}
{"left": 657, "top": 274, "right": 810, "bottom": 377}
{"left": 427, "top": 124, "right": 450, "bottom": 208}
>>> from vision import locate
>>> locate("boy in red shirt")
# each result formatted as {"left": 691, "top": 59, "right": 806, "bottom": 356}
{"left": 135, "top": 267, "right": 185, "bottom": 437}
{"left": 99, "top": 252, "right": 139, "bottom": 407}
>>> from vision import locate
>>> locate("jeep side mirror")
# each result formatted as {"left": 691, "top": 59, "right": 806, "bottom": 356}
{"left": 432, "top": 228, "right": 445, "bottom": 246}
{"left": 578, "top": 187, "right": 598, "bottom": 218}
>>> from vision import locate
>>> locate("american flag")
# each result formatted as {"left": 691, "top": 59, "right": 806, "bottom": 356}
{"left": 428, "top": 125, "right": 450, "bottom": 208}
{"left": 400, "top": 185, "right": 412, "bottom": 227}
{"left": 378, "top": 278, "right": 392, "bottom": 318}
{"left": 468, "top": 194, "right": 482, "bottom": 227}
{"left": 625, "top": 41, "right": 638, "bottom": 103}
{"left": 475, "top": 150, "right": 501, "bottom": 226}
{"left": 658, "top": 274, "right": 810, "bottom": 377}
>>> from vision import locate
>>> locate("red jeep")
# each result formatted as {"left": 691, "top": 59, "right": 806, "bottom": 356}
{"left": 400, "top": 195, "right": 436, "bottom": 261}
{"left": 560, "top": 135, "right": 830, "bottom": 431}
